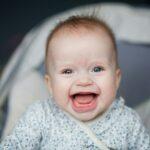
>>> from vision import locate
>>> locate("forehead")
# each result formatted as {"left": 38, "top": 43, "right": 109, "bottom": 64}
{"left": 49, "top": 27, "right": 114, "bottom": 55}
{"left": 51, "top": 25, "right": 113, "bottom": 41}
{"left": 47, "top": 28, "right": 115, "bottom": 67}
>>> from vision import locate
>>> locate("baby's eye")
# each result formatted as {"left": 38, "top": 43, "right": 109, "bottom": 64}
{"left": 62, "top": 69, "right": 73, "bottom": 74}
{"left": 92, "top": 66, "right": 104, "bottom": 73}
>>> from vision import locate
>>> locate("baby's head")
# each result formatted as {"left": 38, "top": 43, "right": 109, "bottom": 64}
{"left": 45, "top": 15, "right": 121, "bottom": 121}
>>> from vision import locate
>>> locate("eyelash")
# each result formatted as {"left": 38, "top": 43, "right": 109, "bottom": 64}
{"left": 91, "top": 66, "right": 104, "bottom": 73}
{"left": 61, "top": 69, "right": 73, "bottom": 74}
{"left": 61, "top": 66, "right": 104, "bottom": 75}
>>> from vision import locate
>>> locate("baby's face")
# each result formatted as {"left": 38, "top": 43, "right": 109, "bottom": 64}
{"left": 45, "top": 29, "right": 121, "bottom": 121}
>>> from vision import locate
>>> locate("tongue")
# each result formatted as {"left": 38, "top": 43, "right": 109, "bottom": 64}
{"left": 74, "top": 94, "right": 94, "bottom": 104}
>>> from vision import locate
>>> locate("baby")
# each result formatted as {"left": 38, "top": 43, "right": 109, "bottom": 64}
{"left": 1, "top": 15, "right": 150, "bottom": 149}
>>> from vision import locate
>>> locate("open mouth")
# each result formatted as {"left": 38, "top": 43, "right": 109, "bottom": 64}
{"left": 70, "top": 92, "right": 98, "bottom": 113}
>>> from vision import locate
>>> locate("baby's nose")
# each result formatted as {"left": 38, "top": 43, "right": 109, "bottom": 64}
{"left": 76, "top": 74, "right": 93, "bottom": 87}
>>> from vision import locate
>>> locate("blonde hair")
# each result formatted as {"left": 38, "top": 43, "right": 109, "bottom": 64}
{"left": 45, "top": 15, "right": 118, "bottom": 73}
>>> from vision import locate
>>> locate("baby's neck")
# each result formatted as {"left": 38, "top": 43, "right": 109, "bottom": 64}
{"left": 84, "top": 101, "right": 115, "bottom": 125}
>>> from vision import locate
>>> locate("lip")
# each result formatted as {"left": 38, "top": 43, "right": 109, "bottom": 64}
{"left": 69, "top": 92, "right": 99, "bottom": 113}
{"left": 70, "top": 90, "right": 99, "bottom": 96}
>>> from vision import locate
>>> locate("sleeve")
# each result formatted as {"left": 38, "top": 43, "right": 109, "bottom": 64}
{"left": 128, "top": 111, "right": 150, "bottom": 150}
{"left": 0, "top": 102, "right": 45, "bottom": 150}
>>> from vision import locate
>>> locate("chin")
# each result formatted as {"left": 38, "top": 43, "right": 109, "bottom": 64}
{"left": 71, "top": 110, "right": 99, "bottom": 122}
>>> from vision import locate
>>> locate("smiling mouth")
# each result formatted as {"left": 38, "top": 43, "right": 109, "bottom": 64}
{"left": 70, "top": 92, "right": 98, "bottom": 113}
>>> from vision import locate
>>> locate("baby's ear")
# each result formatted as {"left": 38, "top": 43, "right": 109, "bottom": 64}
{"left": 115, "top": 68, "right": 121, "bottom": 90}
{"left": 44, "top": 74, "right": 52, "bottom": 95}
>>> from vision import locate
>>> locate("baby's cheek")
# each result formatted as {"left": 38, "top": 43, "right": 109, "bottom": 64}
{"left": 52, "top": 79, "right": 70, "bottom": 99}
{"left": 100, "top": 77, "right": 117, "bottom": 98}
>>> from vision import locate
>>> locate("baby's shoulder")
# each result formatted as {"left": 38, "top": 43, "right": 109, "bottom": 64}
{"left": 120, "top": 105, "right": 143, "bottom": 127}
{"left": 21, "top": 99, "right": 54, "bottom": 123}
{"left": 27, "top": 99, "right": 52, "bottom": 112}
{"left": 112, "top": 98, "right": 142, "bottom": 126}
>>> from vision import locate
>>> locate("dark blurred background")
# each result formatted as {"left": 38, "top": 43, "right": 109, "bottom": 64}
{"left": 0, "top": 0, "right": 150, "bottom": 74}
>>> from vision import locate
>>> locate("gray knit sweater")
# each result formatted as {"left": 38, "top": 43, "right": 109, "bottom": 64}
{"left": 0, "top": 98, "right": 150, "bottom": 149}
